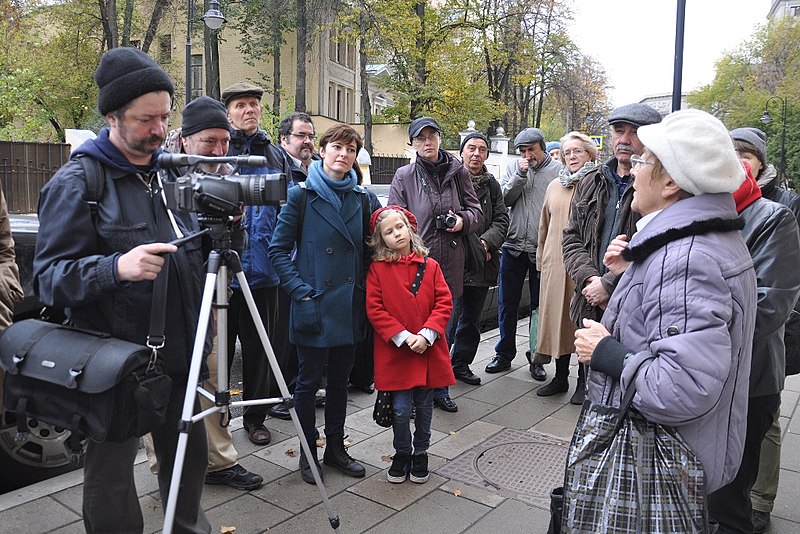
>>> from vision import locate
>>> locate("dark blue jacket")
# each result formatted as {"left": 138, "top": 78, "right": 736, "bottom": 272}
{"left": 228, "top": 129, "right": 292, "bottom": 289}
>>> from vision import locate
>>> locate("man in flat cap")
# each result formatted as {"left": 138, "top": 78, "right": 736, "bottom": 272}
{"left": 484, "top": 128, "right": 561, "bottom": 379}
{"left": 561, "top": 102, "right": 662, "bottom": 404}
{"left": 34, "top": 47, "right": 210, "bottom": 532}
{"left": 220, "top": 82, "right": 293, "bottom": 445}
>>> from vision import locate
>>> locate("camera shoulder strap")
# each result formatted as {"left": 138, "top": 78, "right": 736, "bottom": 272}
{"left": 77, "top": 155, "right": 106, "bottom": 225}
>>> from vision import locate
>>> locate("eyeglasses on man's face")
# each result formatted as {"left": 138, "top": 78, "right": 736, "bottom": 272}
{"left": 290, "top": 132, "right": 317, "bottom": 141}
{"left": 630, "top": 154, "right": 654, "bottom": 168}
{"left": 413, "top": 133, "right": 440, "bottom": 144}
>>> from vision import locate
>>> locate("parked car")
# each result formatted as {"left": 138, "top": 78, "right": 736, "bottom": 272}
{"left": 0, "top": 215, "right": 84, "bottom": 494}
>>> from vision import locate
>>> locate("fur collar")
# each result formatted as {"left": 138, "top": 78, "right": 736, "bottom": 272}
{"left": 622, "top": 217, "right": 744, "bottom": 263}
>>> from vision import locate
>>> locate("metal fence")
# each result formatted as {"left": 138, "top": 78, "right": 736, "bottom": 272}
{"left": 370, "top": 154, "right": 409, "bottom": 184}
{"left": 0, "top": 141, "right": 70, "bottom": 214}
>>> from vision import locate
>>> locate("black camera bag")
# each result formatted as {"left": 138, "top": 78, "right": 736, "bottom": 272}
{"left": 0, "top": 319, "right": 172, "bottom": 444}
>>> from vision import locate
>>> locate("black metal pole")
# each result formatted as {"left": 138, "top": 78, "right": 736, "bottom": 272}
{"left": 672, "top": 0, "right": 686, "bottom": 112}
{"left": 779, "top": 98, "right": 788, "bottom": 185}
{"left": 185, "top": 0, "right": 193, "bottom": 105}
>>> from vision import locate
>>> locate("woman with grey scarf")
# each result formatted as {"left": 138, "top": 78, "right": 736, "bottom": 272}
{"left": 535, "top": 132, "right": 598, "bottom": 404}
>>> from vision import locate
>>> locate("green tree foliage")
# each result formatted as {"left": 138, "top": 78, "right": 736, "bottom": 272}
{"left": 689, "top": 17, "right": 800, "bottom": 186}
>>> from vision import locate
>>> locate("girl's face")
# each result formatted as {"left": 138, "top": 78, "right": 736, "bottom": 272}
{"left": 320, "top": 137, "right": 358, "bottom": 180}
{"left": 380, "top": 211, "right": 412, "bottom": 256}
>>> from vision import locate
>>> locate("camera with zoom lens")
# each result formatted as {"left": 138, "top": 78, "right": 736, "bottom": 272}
{"left": 157, "top": 153, "right": 286, "bottom": 217}
{"left": 434, "top": 212, "right": 457, "bottom": 230}
{"left": 163, "top": 172, "right": 286, "bottom": 217}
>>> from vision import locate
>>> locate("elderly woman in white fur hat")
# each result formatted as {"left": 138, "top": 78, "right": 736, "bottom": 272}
{"left": 562, "top": 110, "right": 758, "bottom": 532}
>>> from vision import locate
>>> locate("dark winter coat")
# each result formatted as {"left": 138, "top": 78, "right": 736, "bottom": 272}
{"left": 464, "top": 168, "right": 508, "bottom": 287}
{"left": 388, "top": 150, "right": 483, "bottom": 299}
{"left": 562, "top": 158, "right": 640, "bottom": 325}
{"left": 34, "top": 129, "right": 207, "bottom": 379}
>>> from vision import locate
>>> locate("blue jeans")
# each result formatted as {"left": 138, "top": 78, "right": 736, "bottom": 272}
{"left": 391, "top": 388, "right": 434, "bottom": 455}
{"left": 295, "top": 344, "right": 355, "bottom": 445}
{"left": 450, "top": 285, "right": 490, "bottom": 367}
{"left": 494, "top": 248, "right": 540, "bottom": 361}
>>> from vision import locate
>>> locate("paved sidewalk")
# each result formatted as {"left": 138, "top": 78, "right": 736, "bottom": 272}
{"left": 2, "top": 319, "right": 800, "bottom": 533}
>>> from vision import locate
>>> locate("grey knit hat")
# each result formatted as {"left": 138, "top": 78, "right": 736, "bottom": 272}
{"left": 730, "top": 127, "right": 767, "bottom": 167}
{"left": 514, "top": 128, "right": 545, "bottom": 149}
{"left": 94, "top": 47, "right": 174, "bottom": 115}
{"left": 608, "top": 103, "right": 662, "bottom": 127}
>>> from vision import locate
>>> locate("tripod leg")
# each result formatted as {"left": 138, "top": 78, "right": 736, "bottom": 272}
{"left": 234, "top": 270, "right": 341, "bottom": 531}
{"left": 163, "top": 270, "right": 217, "bottom": 534}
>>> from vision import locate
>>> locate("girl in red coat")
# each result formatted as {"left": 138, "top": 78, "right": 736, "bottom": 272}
{"left": 367, "top": 205, "right": 455, "bottom": 484}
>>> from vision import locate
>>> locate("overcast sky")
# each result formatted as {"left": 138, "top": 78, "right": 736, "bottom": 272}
{"left": 567, "top": 1, "right": 772, "bottom": 107}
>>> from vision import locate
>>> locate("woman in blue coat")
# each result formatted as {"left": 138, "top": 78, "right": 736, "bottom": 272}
{"left": 269, "top": 124, "right": 370, "bottom": 485}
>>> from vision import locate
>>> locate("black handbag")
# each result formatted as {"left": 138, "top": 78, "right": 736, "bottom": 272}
{"left": 372, "top": 390, "right": 393, "bottom": 428}
{"left": 0, "top": 260, "right": 173, "bottom": 455}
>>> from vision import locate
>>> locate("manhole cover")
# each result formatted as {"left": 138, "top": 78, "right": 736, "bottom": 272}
{"left": 436, "top": 428, "right": 569, "bottom": 508}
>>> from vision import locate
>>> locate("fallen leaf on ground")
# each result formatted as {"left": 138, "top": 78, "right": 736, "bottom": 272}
{"left": 316, "top": 438, "right": 325, "bottom": 447}
{"left": 381, "top": 455, "right": 393, "bottom": 463}
{"left": 449, "top": 431, "right": 457, "bottom": 436}
{"left": 453, "top": 489, "right": 462, "bottom": 497}
{"left": 230, "top": 389, "right": 242, "bottom": 395}
{"left": 343, "top": 439, "right": 352, "bottom": 447}
{"left": 285, "top": 448, "right": 297, "bottom": 457}
{"left": 220, "top": 526, "right": 236, "bottom": 533}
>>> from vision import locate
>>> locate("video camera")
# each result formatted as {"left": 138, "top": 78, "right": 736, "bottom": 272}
{"left": 157, "top": 153, "right": 287, "bottom": 217}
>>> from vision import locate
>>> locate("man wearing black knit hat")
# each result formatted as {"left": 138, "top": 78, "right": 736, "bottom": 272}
{"left": 33, "top": 47, "right": 211, "bottom": 533}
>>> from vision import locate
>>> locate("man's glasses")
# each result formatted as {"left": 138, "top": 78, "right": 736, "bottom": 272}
{"left": 562, "top": 148, "right": 586, "bottom": 158}
{"left": 412, "top": 134, "right": 440, "bottom": 144}
{"left": 290, "top": 132, "right": 317, "bottom": 141}
{"left": 630, "top": 154, "right": 654, "bottom": 167}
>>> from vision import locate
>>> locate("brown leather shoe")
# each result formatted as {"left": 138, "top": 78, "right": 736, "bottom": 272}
{"left": 244, "top": 422, "right": 272, "bottom": 445}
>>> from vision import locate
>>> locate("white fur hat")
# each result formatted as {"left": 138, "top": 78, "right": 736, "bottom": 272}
{"left": 637, "top": 110, "right": 745, "bottom": 196}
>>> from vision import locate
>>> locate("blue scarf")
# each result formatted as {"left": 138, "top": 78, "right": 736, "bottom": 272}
{"left": 305, "top": 160, "right": 357, "bottom": 212}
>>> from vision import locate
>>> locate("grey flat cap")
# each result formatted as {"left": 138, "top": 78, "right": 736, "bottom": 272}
{"left": 514, "top": 128, "right": 545, "bottom": 148}
{"left": 221, "top": 82, "right": 264, "bottom": 106}
{"left": 608, "top": 103, "right": 662, "bottom": 127}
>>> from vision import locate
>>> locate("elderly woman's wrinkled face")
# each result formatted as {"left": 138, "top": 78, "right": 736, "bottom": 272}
{"left": 561, "top": 138, "right": 593, "bottom": 173}
{"left": 412, "top": 126, "right": 441, "bottom": 161}
{"left": 631, "top": 150, "right": 666, "bottom": 216}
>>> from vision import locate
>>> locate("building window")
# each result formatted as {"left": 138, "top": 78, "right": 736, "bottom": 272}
{"left": 159, "top": 35, "right": 172, "bottom": 63}
{"left": 791, "top": 5, "right": 800, "bottom": 16}
{"left": 190, "top": 54, "right": 203, "bottom": 100}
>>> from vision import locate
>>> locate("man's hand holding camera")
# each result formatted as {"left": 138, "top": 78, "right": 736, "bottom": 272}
{"left": 116, "top": 243, "right": 177, "bottom": 282}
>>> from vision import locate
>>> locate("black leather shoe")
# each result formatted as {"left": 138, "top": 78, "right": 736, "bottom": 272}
{"left": 453, "top": 365, "right": 481, "bottom": 385}
{"left": 433, "top": 396, "right": 458, "bottom": 412}
{"left": 485, "top": 356, "right": 511, "bottom": 373}
{"left": 351, "top": 382, "right": 375, "bottom": 394}
{"left": 268, "top": 404, "right": 292, "bottom": 420}
{"left": 323, "top": 438, "right": 366, "bottom": 478}
{"left": 536, "top": 377, "right": 568, "bottom": 397}
{"left": 569, "top": 381, "right": 586, "bottom": 405}
{"left": 299, "top": 451, "right": 324, "bottom": 485}
{"left": 530, "top": 362, "right": 547, "bottom": 381}
{"left": 205, "top": 463, "right": 263, "bottom": 490}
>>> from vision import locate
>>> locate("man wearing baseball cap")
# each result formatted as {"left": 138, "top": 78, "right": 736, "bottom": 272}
{"left": 34, "top": 47, "right": 211, "bottom": 532}
{"left": 562, "top": 103, "right": 661, "bottom": 405}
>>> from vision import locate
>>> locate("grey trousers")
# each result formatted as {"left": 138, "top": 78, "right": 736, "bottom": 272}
{"left": 82, "top": 381, "right": 210, "bottom": 533}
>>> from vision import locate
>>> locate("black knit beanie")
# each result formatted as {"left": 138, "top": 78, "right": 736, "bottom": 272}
{"left": 460, "top": 131, "right": 490, "bottom": 154}
{"left": 95, "top": 47, "right": 175, "bottom": 115}
{"left": 181, "top": 96, "right": 230, "bottom": 137}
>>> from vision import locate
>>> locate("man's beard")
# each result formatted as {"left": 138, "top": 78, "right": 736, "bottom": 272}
{"left": 299, "top": 146, "right": 313, "bottom": 161}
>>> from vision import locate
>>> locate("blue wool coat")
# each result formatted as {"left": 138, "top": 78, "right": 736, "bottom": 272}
{"left": 268, "top": 177, "right": 369, "bottom": 348}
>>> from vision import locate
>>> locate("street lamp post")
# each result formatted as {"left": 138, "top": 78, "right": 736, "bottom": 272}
{"left": 185, "top": 0, "right": 226, "bottom": 104}
{"left": 760, "top": 95, "right": 788, "bottom": 186}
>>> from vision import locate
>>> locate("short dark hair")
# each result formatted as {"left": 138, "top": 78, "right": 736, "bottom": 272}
{"left": 319, "top": 124, "right": 363, "bottom": 153}
{"left": 278, "top": 112, "right": 314, "bottom": 138}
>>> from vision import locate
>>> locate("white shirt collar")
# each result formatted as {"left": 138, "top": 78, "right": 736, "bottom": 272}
{"left": 636, "top": 210, "right": 663, "bottom": 232}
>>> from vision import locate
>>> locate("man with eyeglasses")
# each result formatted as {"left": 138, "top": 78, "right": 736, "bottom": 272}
{"left": 278, "top": 112, "right": 319, "bottom": 182}
{"left": 484, "top": 128, "right": 562, "bottom": 378}
{"left": 220, "top": 81, "right": 292, "bottom": 444}
{"left": 562, "top": 103, "right": 661, "bottom": 362}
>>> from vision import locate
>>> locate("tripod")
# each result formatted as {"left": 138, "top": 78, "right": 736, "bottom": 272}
{"left": 163, "top": 223, "right": 340, "bottom": 533}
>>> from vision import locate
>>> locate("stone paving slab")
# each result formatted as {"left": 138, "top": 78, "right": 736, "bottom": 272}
{"left": 465, "top": 496, "right": 552, "bottom": 533}
{"left": 268, "top": 490, "right": 394, "bottom": 533}
{"left": 348, "top": 470, "right": 448, "bottom": 511}
{"left": 427, "top": 420, "right": 505, "bottom": 460}
{"left": 364, "top": 487, "right": 491, "bottom": 533}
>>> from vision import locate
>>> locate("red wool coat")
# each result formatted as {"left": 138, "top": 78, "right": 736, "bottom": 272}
{"left": 367, "top": 253, "right": 456, "bottom": 392}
